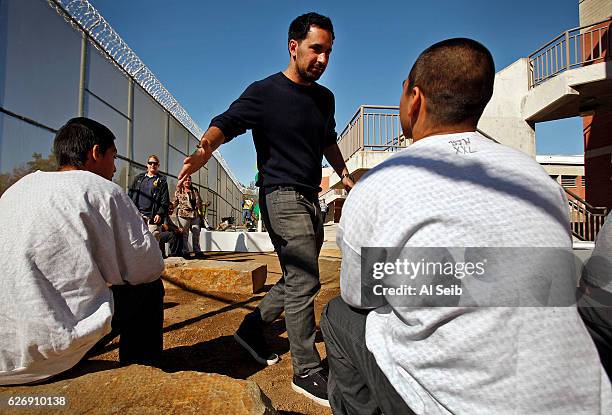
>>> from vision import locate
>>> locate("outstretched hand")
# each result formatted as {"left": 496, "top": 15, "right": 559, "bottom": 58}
{"left": 177, "top": 127, "right": 226, "bottom": 187}
{"left": 177, "top": 149, "right": 206, "bottom": 187}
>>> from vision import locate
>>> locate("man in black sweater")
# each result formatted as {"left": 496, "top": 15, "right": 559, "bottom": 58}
{"left": 178, "top": 12, "right": 354, "bottom": 407}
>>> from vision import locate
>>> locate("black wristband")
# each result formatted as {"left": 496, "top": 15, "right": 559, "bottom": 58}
{"left": 342, "top": 172, "right": 354, "bottom": 182}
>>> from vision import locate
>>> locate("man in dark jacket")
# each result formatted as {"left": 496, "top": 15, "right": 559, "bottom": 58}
{"left": 128, "top": 154, "right": 169, "bottom": 240}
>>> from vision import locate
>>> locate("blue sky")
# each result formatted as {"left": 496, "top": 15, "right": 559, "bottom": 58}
{"left": 89, "top": 0, "right": 583, "bottom": 186}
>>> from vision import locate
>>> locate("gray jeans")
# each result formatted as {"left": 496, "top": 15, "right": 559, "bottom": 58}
{"left": 257, "top": 187, "right": 324, "bottom": 376}
{"left": 177, "top": 216, "right": 201, "bottom": 253}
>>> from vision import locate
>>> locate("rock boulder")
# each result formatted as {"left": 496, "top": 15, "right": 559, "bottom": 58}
{"left": 163, "top": 258, "right": 267, "bottom": 294}
{"left": 0, "top": 365, "right": 276, "bottom": 414}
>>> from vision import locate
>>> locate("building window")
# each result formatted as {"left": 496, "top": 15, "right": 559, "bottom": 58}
{"left": 581, "top": 176, "right": 586, "bottom": 187}
{"left": 561, "top": 175, "right": 576, "bottom": 187}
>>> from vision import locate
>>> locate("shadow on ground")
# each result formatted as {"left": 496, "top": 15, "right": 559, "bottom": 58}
{"left": 159, "top": 319, "right": 290, "bottom": 379}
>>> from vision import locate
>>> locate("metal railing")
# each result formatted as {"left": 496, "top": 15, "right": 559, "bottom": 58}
{"left": 528, "top": 17, "right": 611, "bottom": 88}
{"left": 336, "top": 105, "right": 502, "bottom": 160}
{"left": 337, "top": 105, "right": 409, "bottom": 160}
{"left": 565, "top": 188, "right": 608, "bottom": 241}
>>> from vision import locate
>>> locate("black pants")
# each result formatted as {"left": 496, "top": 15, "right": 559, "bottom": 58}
{"left": 320, "top": 297, "right": 415, "bottom": 415}
{"left": 579, "top": 293, "right": 612, "bottom": 379}
{"left": 109, "top": 278, "right": 165, "bottom": 365}
{"left": 159, "top": 230, "right": 183, "bottom": 257}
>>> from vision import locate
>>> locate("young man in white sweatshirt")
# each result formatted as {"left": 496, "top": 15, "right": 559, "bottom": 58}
{"left": 0, "top": 117, "right": 165, "bottom": 385}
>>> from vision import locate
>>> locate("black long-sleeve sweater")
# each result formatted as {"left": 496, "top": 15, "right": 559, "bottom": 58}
{"left": 210, "top": 72, "right": 337, "bottom": 192}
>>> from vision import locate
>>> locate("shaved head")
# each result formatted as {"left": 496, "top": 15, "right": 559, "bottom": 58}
{"left": 407, "top": 38, "right": 495, "bottom": 126}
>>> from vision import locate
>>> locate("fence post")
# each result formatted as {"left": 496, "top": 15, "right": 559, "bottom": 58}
{"left": 127, "top": 78, "right": 134, "bottom": 161}
{"left": 565, "top": 31, "right": 570, "bottom": 70}
{"left": 77, "top": 33, "right": 87, "bottom": 117}
{"left": 359, "top": 105, "right": 365, "bottom": 152}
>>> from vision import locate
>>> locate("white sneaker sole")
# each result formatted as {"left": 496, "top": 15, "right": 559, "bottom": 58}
{"left": 233, "top": 332, "right": 280, "bottom": 366}
{"left": 291, "top": 381, "right": 330, "bottom": 407}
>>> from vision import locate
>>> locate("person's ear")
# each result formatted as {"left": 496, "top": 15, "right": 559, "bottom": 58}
{"left": 407, "top": 86, "right": 422, "bottom": 122}
{"left": 91, "top": 144, "right": 103, "bottom": 162}
{"left": 288, "top": 39, "right": 298, "bottom": 60}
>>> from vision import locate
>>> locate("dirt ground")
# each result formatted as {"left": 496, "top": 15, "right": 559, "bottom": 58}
{"left": 89, "top": 250, "right": 342, "bottom": 415}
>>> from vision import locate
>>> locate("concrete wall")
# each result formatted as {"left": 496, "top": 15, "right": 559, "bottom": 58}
{"left": 522, "top": 62, "right": 611, "bottom": 123}
{"left": 579, "top": 0, "right": 612, "bottom": 26}
{"left": 478, "top": 58, "right": 536, "bottom": 156}
{"left": 539, "top": 164, "right": 584, "bottom": 176}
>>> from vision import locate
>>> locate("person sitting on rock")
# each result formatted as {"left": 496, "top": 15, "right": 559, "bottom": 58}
{"left": 0, "top": 117, "right": 165, "bottom": 385}
{"left": 201, "top": 200, "right": 213, "bottom": 231}
{"left": 159, "top": 202, "right": 184, "bottom": 258}
{"left": 321, "top": 38, "right": 611, "bottom": 414}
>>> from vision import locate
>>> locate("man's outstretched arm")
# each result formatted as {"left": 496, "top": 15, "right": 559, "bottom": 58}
{"left": 177, "top": 126, "right": 226, "bottom": 185}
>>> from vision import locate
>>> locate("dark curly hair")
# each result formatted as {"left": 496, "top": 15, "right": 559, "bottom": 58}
{"left": 288, "top": 12, "right": 334, "bottom": 43}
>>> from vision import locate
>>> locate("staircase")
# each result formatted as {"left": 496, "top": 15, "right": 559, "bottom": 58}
{"left": 565, "top": 188, "right": 608, "bottom": 241}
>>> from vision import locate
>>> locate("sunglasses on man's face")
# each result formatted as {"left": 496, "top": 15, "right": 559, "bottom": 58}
{"left": 148, "top": 161, "right": 159, "bottom": 166}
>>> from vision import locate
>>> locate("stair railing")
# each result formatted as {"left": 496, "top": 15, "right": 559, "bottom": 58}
{"left": 564, "top": 188, "right": 608, "bottom": 241}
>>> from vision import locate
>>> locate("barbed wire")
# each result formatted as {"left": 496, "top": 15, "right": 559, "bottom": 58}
{"left": 46, "top": 0, "right": 244, "bottom": 190}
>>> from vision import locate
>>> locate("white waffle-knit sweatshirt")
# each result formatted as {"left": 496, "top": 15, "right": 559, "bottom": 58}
{"left": 0, "top": 170, "right": 163, "bottom": 385}
{"left": 338, "top": 132, "right": 611, "bottom": 414}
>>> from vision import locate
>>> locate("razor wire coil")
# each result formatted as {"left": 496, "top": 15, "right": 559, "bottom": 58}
{"left": 47, "top": 0, "right": 243, "bottom": 189}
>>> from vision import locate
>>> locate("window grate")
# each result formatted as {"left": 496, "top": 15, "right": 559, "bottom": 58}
{"left": 561, "top": 175, "right": 576, "bottom": 187}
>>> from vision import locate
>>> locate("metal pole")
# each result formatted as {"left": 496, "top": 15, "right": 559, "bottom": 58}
{"left": 359, "top": 106, "right": 365, "bottom": 152}
{"left": 127, "top": 79, "right": 134, "bottom": 161}
{"left": 598, "top": 27, "right": 603, "bottom": 59}
{"left": 567, "top": 30, "right": 573, "bottom": 68}
{"left": 384, "top": 114, "right": 388, "bottom": 147}
{"left": 77, "top": 33, "right": 87, "bottom": 117}
{"left": 164, "top": 113, "right": 169, "bottom": 173}
{"left": 574, "top": 33, "right": 578, "bottom": 68}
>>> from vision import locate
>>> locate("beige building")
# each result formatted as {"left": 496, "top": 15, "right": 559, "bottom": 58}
{"left": 579, "top": 0, "right": 612, "bottom": 26}
{"left": 537, "top": 155, "right": 586, "bottom": 199}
